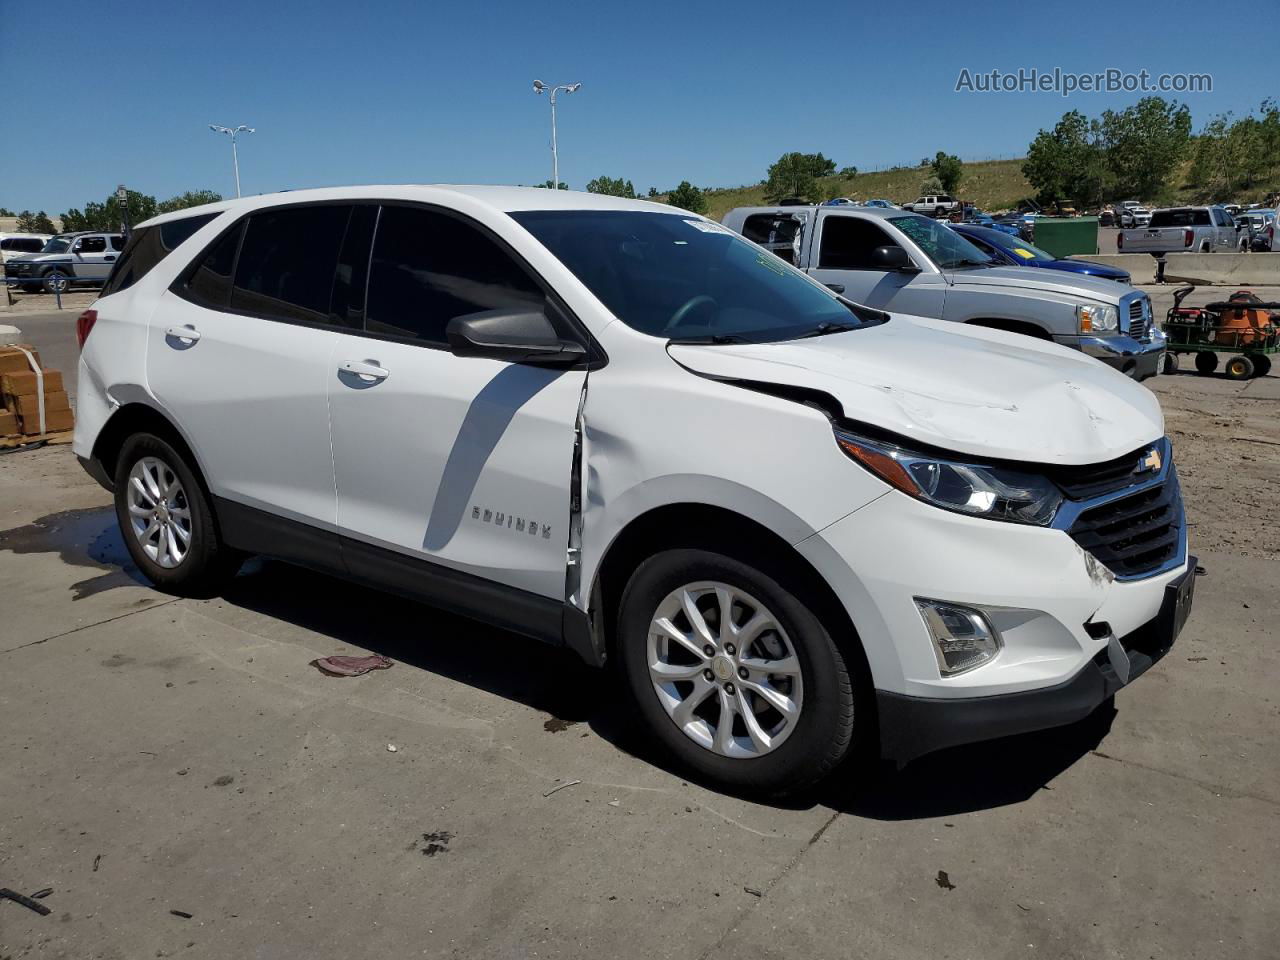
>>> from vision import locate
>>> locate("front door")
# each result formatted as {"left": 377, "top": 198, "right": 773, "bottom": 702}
{"left": 327, "top": 203, "right": 586, "bottom": 601}
{"left": 806, "top": 213, "right": 948, "bottom": 316}
{"left": 72, "top": 235, "right": 114, "bottom": 282}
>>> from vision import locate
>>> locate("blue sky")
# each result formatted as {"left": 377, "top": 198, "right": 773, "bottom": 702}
{"left": 1, "top": 0, "right": 1268, "bottom": 213}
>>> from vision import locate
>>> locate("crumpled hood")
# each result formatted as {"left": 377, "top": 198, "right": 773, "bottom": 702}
{"left": 668, "top": 314, "right": 1164, "bottom": 465}
{"left": 948, "top": 265, "right": 1134, "bottom": 302}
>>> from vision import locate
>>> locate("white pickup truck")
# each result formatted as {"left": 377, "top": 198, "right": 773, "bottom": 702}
{"left": 1117, "top": 205, "right": 1246, "bottom": 254}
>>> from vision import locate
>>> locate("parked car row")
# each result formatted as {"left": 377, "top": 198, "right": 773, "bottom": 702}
{"left": 3, "top": 231, "right": 126, "bottom": 293}
{"left": 723, "top": 203, "right": 1163, "bottom": 380}
{"left": 74, "top": 186, "right": 1194, "bottom": 796}
{"left": 1117, "top": 205, "right": 1249, "bottom": 254}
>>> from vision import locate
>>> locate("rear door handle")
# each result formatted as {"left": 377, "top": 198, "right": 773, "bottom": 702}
{"left": 165, "top": 325, "right": 201, "bottom": 344}
{"left": 340, "top": 360, "right": 389, "bottom": 383}
{"left": 104, "top": 256, "right": 116, "bottom": 262}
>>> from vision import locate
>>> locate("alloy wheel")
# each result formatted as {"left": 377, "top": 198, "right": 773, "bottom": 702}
{"left": 647, "top": 581, "right": 804, "bottom": 759}
{"left": 126, "top": 456, "right": 193, "bottom": 569}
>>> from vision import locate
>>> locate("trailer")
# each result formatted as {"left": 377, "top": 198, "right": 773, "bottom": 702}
{"left": 1163, "top": 286, "right": 1279, "bottom": 379}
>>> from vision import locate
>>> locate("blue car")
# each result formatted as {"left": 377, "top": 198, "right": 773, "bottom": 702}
{"left": 950, "top": 223, "right": 1131, "bottom": 284}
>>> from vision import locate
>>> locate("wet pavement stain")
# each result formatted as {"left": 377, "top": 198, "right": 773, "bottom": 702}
{"left": 543, "top": 717, "right": 579, "bottom": 733}
{"left": 0, "top": 507, "right": 148, "bottom": 600}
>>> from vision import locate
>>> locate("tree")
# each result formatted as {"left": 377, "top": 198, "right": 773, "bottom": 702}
{"left": 534, "top": 179, "right": 568, "bottom": 190}
{"left": 930, "top": 152, "right": 963, "bottom": 194}
{"left": 1023, "top": 110, "right": 1105, "bottom": 205}
{"left": 16, "top": 210, "right": 57, "bottom": 233}
{"left": 157, "top": 190, "right": 222, "bottom": 213}
{"left": 0, "top": 207, "right": 14, "bottom": 217}
{"left": 585, "top": 175, "right": 636, "bottom": 198}
{"left": 838, "top": 165, "right": 858, "bottom": 178}
{"left": 61, "top": 189, "right": 158, "bottom": 232}
{"left": 918, "top": 175, "right": 944, "bottom": 195}
{"left": 1099, "top": 96, "right": 1191, "bottom": 199}
{"left": 647, "top": 186, "right": 658, "bottom": 197}
{"left": 665, "top": 181, "right": 707, "bottom": 214}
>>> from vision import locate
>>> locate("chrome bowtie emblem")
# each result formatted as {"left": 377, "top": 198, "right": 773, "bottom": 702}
{"left": 1139, "top": 448, "right": 1162, "bottom": 473}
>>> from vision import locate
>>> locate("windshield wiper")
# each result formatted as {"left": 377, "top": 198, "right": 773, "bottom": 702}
{"left": 795, "top": 321, "right": 862, "bottom": 339}
{"left": 667, "top": 334, "right": 752, "bottom": 345}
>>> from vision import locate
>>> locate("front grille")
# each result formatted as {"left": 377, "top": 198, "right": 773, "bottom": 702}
{"left": 1067, "top": 472, "right": 1182, "bottom": 579}
{"left": 1048, "top": 442, "right": 1160, "bottom": 500}
{"left": 1128, "top": 297, "right": 1150, "bottom": 340}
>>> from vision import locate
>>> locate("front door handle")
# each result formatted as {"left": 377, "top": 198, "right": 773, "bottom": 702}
{"left": 165, "top": 325, "right": 201, "bottom": 344}
{"left": 104, "top": 255, "right": 116, "bottom": 262}
{"left": 340, "top": 359, "right": 389, "bottom": 383}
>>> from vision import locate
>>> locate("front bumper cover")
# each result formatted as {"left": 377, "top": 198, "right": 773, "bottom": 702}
{"left": 1058, "top": 329, "right": 1167, "bottom": 379}
{"left": 876, "top": 557, "right": 1196, "bottom": 765}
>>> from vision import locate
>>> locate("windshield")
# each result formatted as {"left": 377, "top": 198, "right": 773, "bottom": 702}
{"left": 512, "top": 210, "right": 883, "bottom": 343}
{"left": 888, "top": 215, "right": 991, "bottom": 269}
{"left": 41, "top": 237, "right": 71, "bottom": 253}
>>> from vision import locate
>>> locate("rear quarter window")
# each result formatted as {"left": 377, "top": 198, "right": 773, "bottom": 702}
{"left": 101, "top": 213, "right": 219, "bottom": 297}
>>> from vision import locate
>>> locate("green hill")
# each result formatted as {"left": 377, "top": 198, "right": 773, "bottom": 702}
{"left": 695, "top": 158, "right": 1035, "bottom": 221}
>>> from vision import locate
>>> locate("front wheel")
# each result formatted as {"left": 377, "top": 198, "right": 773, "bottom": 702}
{"left": 42, "top": 270, "right": 70, "bottom": 294}
{"left": 114, "top": 432, "right": 239, "bottom": 595}
{"left": 1194, "top": 352, "right": 1218, "bottom": 375}
{"left": 1162, "top": 352, "right": 1179, "bottom": 375}
{"left": 618, "top": 548, "right": 857, "bottom": 795}
{"left": 1252, "top": 354, "right": 1271, "bottom": 378}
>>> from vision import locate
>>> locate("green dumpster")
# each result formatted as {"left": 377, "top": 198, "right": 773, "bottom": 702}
{"left": 1032, "top": 217, "right": 1099, "bottom": 258}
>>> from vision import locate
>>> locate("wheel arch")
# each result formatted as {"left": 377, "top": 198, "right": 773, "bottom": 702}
{"left": 92, "top": 401, "right": 213, "bottom": 500}
{"left": 964, "top": 317, "right": 1054, "bottom": 340}
{"left": 587, "top": 503, "right": 875, "bottom": 699}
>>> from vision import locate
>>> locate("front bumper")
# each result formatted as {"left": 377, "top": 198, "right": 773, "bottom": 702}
{"left": 876, "top": 559, "right": 1196, "bottom": 763}
{"left": 1056, "top": 329, "right": 1166, "bottom": 380}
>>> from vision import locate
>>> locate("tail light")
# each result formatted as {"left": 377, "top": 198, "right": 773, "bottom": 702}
{"left": 1184, "top": 229, "right": 1193, "bottom": 247}
{"left": 76, "top": 309, "right": 97, "bottom": 349}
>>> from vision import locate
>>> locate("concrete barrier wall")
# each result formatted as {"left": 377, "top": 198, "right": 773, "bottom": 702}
{"left": 1071, "top": 252, "right": 1280, "bottom": 285}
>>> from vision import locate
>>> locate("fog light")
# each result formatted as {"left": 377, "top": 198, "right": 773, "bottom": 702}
{"left": 915, "top": 599, "right": 1002, "bottom": 677}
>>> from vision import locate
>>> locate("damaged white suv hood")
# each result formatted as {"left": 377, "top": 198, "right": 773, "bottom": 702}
{"left": 668, "top": 313, "right": 1164, "bottom": 465}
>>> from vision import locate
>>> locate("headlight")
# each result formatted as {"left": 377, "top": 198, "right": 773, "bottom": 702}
{"left": 1077, "top": 302, "right": 1118, "bottom": 334}
{"left": 834, "top": 429, "right": 1063, "bottom": 525}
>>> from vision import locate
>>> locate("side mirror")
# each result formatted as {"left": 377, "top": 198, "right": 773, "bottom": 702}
{"left": 446, "top": 306, "right": 586, "bottom": 366}
{"left": 72, "top": 240, "right": 83, "bottom": 253}
{"left": 872, "top": 245, "right": 918, "bottom": 272}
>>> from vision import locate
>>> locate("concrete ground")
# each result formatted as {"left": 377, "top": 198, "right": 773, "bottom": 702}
{"left": 1, "top": 300, "right": 1278, "bottom": 960}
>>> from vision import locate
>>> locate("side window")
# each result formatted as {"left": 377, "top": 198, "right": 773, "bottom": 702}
{"left": 230, "top": 205, "right": 352, "bottom": 326}
{"left": 182, "top": 221, "right": 244, "bottom": 309}
{"left": 365, "top": 206, "right": 544, "bottom": 346}
{"left": 110, "top": 236, "right": 125, "bottom": 251}
{"left": 741, "top": 214, "right": 803, "bottom": 265}
{"left": 818, "top": 216, "right": 899, "bottom": 269}
{"left": 78, "top": 236, "right": 107, "bottom": 254}
{"left": 965, "top": 235, "right": 997, "bottom": 257}
{"left": 103, "top": 214, "right": 220, "bottom": 298}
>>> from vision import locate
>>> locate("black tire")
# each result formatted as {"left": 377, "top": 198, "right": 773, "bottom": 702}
{"left": 1224, "top": 355, "right": 1254, "bottom": 381}
{"left": 1162, "top": 352, "right": 1179, "bottom": 375}
{"left": 41, "top": 270, "right": 70, "bottom": 294}
{"left": 1252, "top": 354, "right": 1271, "bottom": 378}
{"left": 113, "top": 432, "right": 238, "bottom": 596}
{"left": 1194, "top": 352, "right": 1218, "bottom": 375}
{"left": 934, "top": 206, "right": 945, "bottom": 218}
{"left": 617, "top": 548, "right": 858, "bottom": 796}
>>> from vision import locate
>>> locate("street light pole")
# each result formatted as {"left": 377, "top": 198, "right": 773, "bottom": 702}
{"left": 209, "top": 124, "right": 255, "bottom": 198}
{"left": 532, "top": 81, "right": 581, "bottom": 189}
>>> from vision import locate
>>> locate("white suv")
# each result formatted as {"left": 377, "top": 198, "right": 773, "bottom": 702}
{"left": 73, "top": 186, "right": 1195, "bottom": 794}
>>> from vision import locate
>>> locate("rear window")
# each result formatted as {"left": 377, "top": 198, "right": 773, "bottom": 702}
{"left": 1149, "top": 209, "right": 1211, "bottom": 227}
{"left": 741, "top": 214, "right": 804, "bottom": 265}
{"left": 101, "top": 213, "right": 219, "bottom": 297}
{"left": 2, "top": 237, "right": 45, "bottom": 254}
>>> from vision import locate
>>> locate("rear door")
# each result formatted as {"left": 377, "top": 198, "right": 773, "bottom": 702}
{"left": 147, "top": 203, "right": 359, "bottom": 528}
{"left": 326, "top": 203, "right": 586, "bottom": 602}
{"left": 72, "top": 235, "right": 113, "bottom": 281}
{"left": 806, "top": 212, "right": 947, "bottom": 316}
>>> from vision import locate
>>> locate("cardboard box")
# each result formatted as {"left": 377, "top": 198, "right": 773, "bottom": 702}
{"left": 1, "top": 370, "right": 64, "bottom": 397}
{"left": 14, "top": 391, "right": 71, "bottom": 419}
{"left": 19, "top": 407, "right": 74, "bottom": 435}
{"left": 0, "top": 409, "right": 17, "bottom": 436}
{"left": 0, "top": 347, "right": 41, "bottom": 376}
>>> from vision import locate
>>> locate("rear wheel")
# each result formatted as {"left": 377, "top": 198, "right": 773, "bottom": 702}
{"left": 1162, "top": 352, "right": 1179, "bottom": 375}
{"left": 1224, "top": 355, "right": 1255, "bottom": 381}
{"left": 618, "top": 548, "right": 857, "bottom": 796}
{"left": 1252, "top": 354, "right": 1272, "bottom": 378}
{"left": 113, "top": 432, "right": 238, "bottom": 595}
{"left": 1194, "top": 352, "right": 1218, "bottom": 375}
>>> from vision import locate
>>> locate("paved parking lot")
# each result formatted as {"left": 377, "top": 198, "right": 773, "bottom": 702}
{"left": 1, "top": 296, "right": 1278, "bottom": 960}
